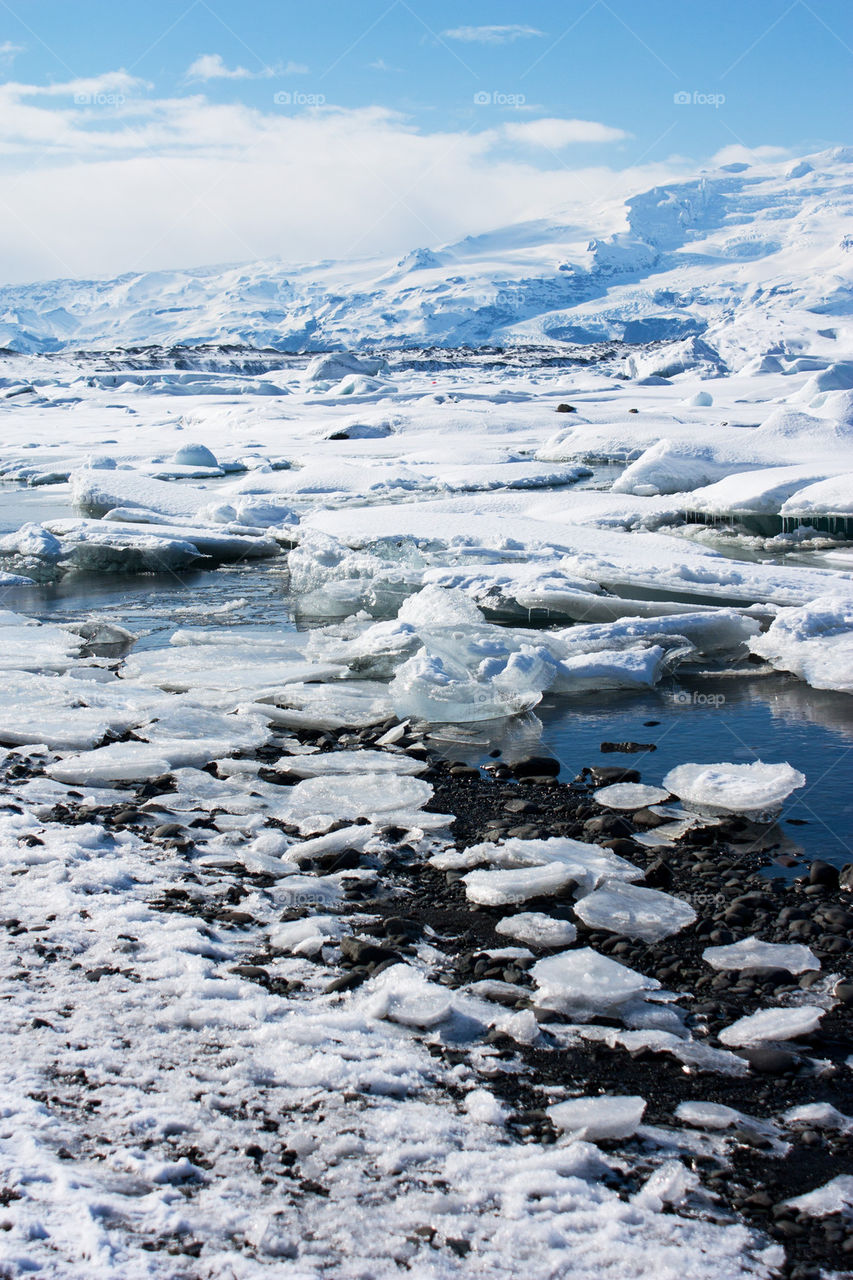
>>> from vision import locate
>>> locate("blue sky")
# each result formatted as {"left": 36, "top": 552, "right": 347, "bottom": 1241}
{"left": 1, "top": 0, "right": 850, "bottom": 281}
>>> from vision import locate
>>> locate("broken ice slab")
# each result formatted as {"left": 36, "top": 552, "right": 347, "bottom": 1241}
{"left": 269, "top": 916, "right": 345, "bottom": 957}
{"left": 272, "top": 772, "right": 433, "bottom": 827}
{"left": 495, "top": 912, "right": 578, "bottom": 949}
{"left": 784, "top": 1175, "right": 853, "bottom": 1218}
{"left": 718, "top": 1005, "right": 825, "bottom": 1046}
{"left": 549, "top": 645, "right": 668, "bottom": 694}
{"left": 0, "top": 671, "right": 147, "bottom": 750}
{"left": 46, "top": 737, "right": 236, "bottom": 784}
{"left": 70, "top": 466, "right": 219, "bottom": 521}
{"left": 365, "top": 964, "right": 454, "bottom": 1029}
{"left": 275, "top": 749, "right": 426, "bottom": 777}
{"left": 750, "top": 594, "right": 853, "bottom": 695}
{"left": 662, "top": 760, "right": 806, "bottom": 821}
{"left": 125, "top": 647, "right": 343, "bottom": 699}
{"left": 53, "top": 516, "right": 279, "bottom": 563}
{"left": 532, "top": 947, "right": 661, "bottom": 1018}
{"left": 593, "top": 782, "right": 671, "bottom": 810}
{"left": 251, "top": 681, "right": 396, "bottom": 731}
{"left": 453, "top": 835, "right": 643, "bottom": 895}
{"left": 462, "top": 863, "right": 578, "bottom": 907}
{"left": 391, "top": 648, "right": 543, "bottom": 724}
{"left": 0, "top": 609, "right": 84, "bottom": 673}
{"left": 675, "top": 1101, "right": 744, "bottom": 1130}
{"left": 547, "top": 1095, "right": 646, "bottom": 1140}
{"left": 702, "top": 936, "right": 819, "bottom": 973}
{"left": 573, "top": 880, "right": 696, "bottom": 943}
{"left": 44, "top": 519, "right": 209, "bottom": 575}
{"left": 782, "top": 1103, "right": 853, "bottom": 1133}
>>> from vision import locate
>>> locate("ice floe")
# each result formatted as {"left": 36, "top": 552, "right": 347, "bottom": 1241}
{"left": 547, "top": 1095, "right": 646, "bottom": 1140}
{"left": 495, "top": 912, "right": 578, "bottom": 949}
{"left": 662, "top": 760, "right": 806, "bottom": 821}
{"left": 532, "top": 948, "right": 662, "bottom": 1018}
{"left": 573, "top": 880, "right": 697, "bottom": 943}
{"left": 594, "top": 782, "right": 671, "bottom": 809}
{"left": 702, "top": 937, "right": 820, "bottom": 973}
{"left": 718, "top": 1005, "right": 825, "bottom": 1046}
{"left": 750, "top": 595, "right": 853, "bottom": 694}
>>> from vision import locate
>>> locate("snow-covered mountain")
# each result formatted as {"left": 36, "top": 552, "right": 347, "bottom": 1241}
{"left": 1, "top": 147, "right": 851, "bottom": 370}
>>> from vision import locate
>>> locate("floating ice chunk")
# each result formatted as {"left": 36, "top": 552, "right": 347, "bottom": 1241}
{"left": 703, "top": 937, "right": 819, "bottom": 973}
{"left": 783, "top": 1103, "right": 853, "bottom": 1133}
{"left": 675, "top": 1101, "right": 743, "bottom": 1130}
{"left": 63, "top": 516, "right": 279, "bottom": 563}
{"left": 397, "top": 585, "right": 485, "bottom": 628}
{"left": 718, "top": 1005, "right": 825, "bottom": 1046}
{"left": 532, "top": 947, "right": 661, "bottom": 1017}
{"left": 663, "top": 760, "right": 805, "bottom": 821}
{"left": 594, "top": 783, "right": 671, "bottom": 810}
{"left": 573, "top": 880, "right": 696, "bottom": 943}
{"left": 51, "top": 520, "right": 206, "bottom": 575}
{"left": 391, "top": 649, "right": 542, "bottom": 723}
{"left": 750, "top": 595, "right": 853, "bottom": 695}
{"left": 462, "top": 863, "right": 578, "bottom": 907}
{"left": 269, "top": 916, "right": 344, "bottom": 957}
{"left": 0, "top": 521, "right": 63, "bottom": 563}
{"left": 273, "top": 772, "right": 433, "bottom": 825}
{"left": 547, "top": 1095, "right": 646, "bottom": 1140}
{"left": 784, "top": 1175, "right": 853, "bottom": 1218}
{"left": 550, "top": 645, "right": 668, "bottom": 693}
{"left": 276, "top": 749, "right": 426, "bottom": 777}
{"left": 495, "top": 913, "right": 577, "bottom": 949}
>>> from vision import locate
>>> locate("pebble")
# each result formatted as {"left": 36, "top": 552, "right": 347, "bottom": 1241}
{"left": 744, "top": 1047, "right": 798, "bottom": 1075}
{"left": 511, "top": 756, "right": 560, "bottom": 780}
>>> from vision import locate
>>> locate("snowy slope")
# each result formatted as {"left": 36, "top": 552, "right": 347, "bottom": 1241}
{"left": 0, "top": 148, "right": 851, "bottom": 368}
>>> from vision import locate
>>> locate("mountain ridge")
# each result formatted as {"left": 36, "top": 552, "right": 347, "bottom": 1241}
{"left": 1, "top": 147, "right": 851, "bottom": 370}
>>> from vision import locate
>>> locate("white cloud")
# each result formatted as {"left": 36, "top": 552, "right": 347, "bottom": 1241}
{"left": 0, "top": 40, "right": 23, "bottom": 63}
{"left": 442, "top": 25, "right": 545, "bottom": 44}
{"left": 185, "top": 54, "right": 308, "bottom": 81}
{"left": 14, "top": 70, "right": 148, "bottom": 99}
{"left": 0, "top": 76, "right": 694, "bottom": 283}
{"left": 502, "top": 118, "right": 630, "bottom": 148}
{"left": 710, "top": 143, "right": 791, "bottom": 168}
{"left": 185, "top": 53, "right": 305, "bottom": 81}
